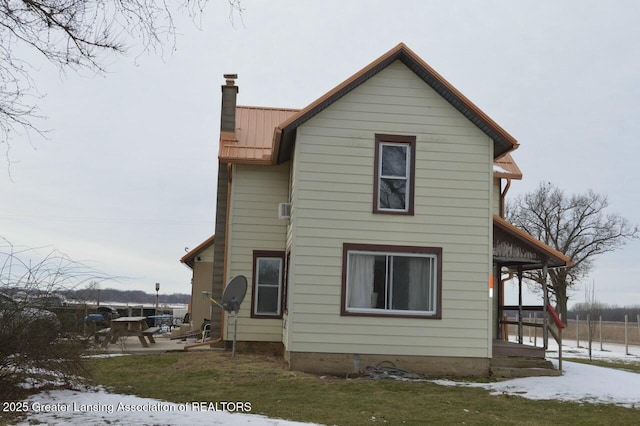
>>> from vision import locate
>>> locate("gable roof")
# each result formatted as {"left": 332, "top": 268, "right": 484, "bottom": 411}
{"left": 180, "top": 235, "right": 215, "bottom": 269}
{"left": 274, "top": 42, "right": 519, "bottom": 164}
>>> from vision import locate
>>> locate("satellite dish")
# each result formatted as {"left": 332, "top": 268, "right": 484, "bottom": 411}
{"left": 220, "top": 275, "right": 247, "bottom": 358}
{"left": 221, "top": 275, "right": 247, "bottom": 314}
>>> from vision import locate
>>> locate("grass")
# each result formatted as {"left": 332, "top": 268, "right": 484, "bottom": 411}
{"left": 564, "top": 357, "right": 640, "bottom": 373}
{"left": 87, "top": 351, "right": 640, "bottom": 426}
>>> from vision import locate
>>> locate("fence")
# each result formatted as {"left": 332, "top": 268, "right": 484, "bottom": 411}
{"left": 567, "top": 314, "right": 640, "bottom": 354}
{"left": 507, "top": 313, "right": 640, "bottom": 355}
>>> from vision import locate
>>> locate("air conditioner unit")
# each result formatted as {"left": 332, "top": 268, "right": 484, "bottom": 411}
{"left": 278, "top": 203, "right": 291, "bottom": 220}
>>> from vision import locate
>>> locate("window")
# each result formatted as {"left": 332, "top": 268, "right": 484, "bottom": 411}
{"left": 252, "top": 251, "right": 285, "bottom": 318}
{"left": 341, "top": 243, "right": 442, "bottom": 318}
{"left": 373, "top": 134, "right": 416, "bottom": 215}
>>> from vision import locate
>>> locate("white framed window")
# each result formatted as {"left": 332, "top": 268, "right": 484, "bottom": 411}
{"left": 252, "top": 251, "right": 284, "bottom": 318}
{"left": 374, "top": 134, "right": 416, "bottom": 215}
{"left": 342, "top": 243, "right": 441, "bottom": 318}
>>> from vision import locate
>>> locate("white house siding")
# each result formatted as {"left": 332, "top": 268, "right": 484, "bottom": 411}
{"left": 287, "top": 60, "right": 494, "bottom": 358}
{"left": 224, "top": 162, "right": 289, "bottom": 342}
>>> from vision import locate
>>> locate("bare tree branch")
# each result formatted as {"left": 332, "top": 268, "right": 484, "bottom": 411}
{"left": 506, "top": 182, "right": 639, "bottom": 320}
{"left": 0, "top": 236, "right": 122, "bottom": 394}
{"left": 0, "top": 0, "right": 243, "bottom": 171}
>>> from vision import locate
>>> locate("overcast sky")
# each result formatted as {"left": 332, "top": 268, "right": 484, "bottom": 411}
{"left": 1, "top": 1, "right": 639, "bottom": 307}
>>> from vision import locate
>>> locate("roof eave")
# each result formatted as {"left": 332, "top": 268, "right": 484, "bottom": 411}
{"left": 274, "top": 43, "right": 519, "bottom": 164}
{"left": 180, "top": 235, "right": 215, "bottom": 268}
{"left": 219, "top": 156, "right": 273, "bottom": 165}
{"left": 494, "top": 171, "right": 523, "bottom": 180}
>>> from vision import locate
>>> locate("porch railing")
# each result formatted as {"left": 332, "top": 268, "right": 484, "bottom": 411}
{"left": 546, "top": 304, "right": 565, "bottom": 372}
{"left": 501, "top": 304, "right": 565, "bottom": 372}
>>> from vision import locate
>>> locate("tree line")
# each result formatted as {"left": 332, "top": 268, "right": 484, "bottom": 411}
{"left": 68, "top": 287, "right": 190, "bottom": 305}
{"left": 568, "top": 303, "right": 640, "bottom": 322}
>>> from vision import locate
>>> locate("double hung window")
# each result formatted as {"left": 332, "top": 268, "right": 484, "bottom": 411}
{"left": 374, "top": 134, "right": 416, "bottom": 214}
{"left": 252, "top": 251, "right": 284, "bottom": 318}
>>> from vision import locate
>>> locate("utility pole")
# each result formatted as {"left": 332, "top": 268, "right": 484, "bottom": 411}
{"left": 155, "top": 282, "right": 160, "bottom": 327}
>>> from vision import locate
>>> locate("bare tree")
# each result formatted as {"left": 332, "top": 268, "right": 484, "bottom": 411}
{"left": 1, "top": 0, "right": 243, "bottom": 168}
{"left": 0, "top": 237, "right": 116, "bottom": 397}
{"left": 582, "top": 280, "right": 600, "bottom": 360}
{"left": 507, "top": 182, "right": 639, "bottom": 321}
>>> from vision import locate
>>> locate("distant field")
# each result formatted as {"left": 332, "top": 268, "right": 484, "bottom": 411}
{"left": 508, "top": 318, "right": 640, "bottom": 346}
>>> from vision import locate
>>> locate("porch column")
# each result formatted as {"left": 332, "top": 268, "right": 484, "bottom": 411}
{"left": 496, "top": 264, "right": 502, "bottom": 339}
{"left": 518, "top": 266, "right": 523, "bottom": 344}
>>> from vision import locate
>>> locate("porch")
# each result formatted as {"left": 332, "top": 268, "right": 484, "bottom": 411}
{"left": 492, "top": 215, "right": 572, "bottom": 372}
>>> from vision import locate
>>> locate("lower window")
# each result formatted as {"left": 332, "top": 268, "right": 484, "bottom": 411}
{"left": 342, "top": 243, "right": 442, "bottom": 318}
{"left": 252, "top": 251, "right": 284, "bottom": 318}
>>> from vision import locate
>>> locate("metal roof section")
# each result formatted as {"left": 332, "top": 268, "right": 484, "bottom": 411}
{"left": 218, "top": 106, "right": 299, "bottom": 164}
{"left": 218, "top": 106, "right": 520, "bottom": 177}
{"left": 274, "top": 42, "right": 519, "bottom": 164}
{"left": 493, "top": 153, "right": 523, "bottom": 180}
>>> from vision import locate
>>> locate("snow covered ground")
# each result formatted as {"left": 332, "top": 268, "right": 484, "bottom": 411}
{"left": 436, "top": 340, "right": 640, "bottom": 409}
{"left": 14, "top": 388, "right": 317, "bottom": 425}
{"left": 12, "top": 340, "right": 640, "bottom": 425}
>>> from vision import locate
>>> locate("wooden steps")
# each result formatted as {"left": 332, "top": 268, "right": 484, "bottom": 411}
{"left": 491, "top": 340, "right": 560, "bottom": 378}
{"left": 493, "top": 340, "right": 546, "bottom": 358}
{"left": 490, "top": 356, "right": 561, "bottom": 378}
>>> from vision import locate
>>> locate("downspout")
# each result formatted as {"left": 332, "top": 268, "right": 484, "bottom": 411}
{"left": 500, "top": 178, "right": 512, "bottom": 218}
{"left": 498, "top": 178, "right": 513, "bottom": 340}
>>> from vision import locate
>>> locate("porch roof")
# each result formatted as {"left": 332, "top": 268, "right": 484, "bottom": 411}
{"left": 493, "top": 215, "right": 572, "bottom": 270}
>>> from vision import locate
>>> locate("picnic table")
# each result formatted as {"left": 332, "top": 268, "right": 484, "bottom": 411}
{"left": 101, "top": 316, "right": 160, "bottom": 348}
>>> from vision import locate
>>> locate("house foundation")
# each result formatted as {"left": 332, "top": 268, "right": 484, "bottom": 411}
{"left": 285, "top": 351, "right": 490, "bottom": 377}
{"left": 225, "top": 341, "right": 285, "bottom": 357}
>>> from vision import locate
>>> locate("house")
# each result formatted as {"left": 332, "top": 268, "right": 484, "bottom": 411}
{"left": 202, "top": 43, "right": 571, "bottom": 376}
{"left": 180, "top": 235, "right": 215, "bottom": 330}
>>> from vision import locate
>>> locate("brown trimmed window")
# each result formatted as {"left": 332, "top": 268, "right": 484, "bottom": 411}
{"left": 373, "top": 134, "right": 416, "bottom": 215}
{"left": 252, "top": 251, "right": 285, "bottom": 318}
{"left": 341, "top": 243, "right": 442, "bottom": 318}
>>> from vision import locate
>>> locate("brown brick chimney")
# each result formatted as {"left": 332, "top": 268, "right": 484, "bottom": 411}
{"left": 220, "top": 74, "right": 238, "bottom": 135}
{"left": 211, "top": 74, "right": 238, "bottom": 340}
